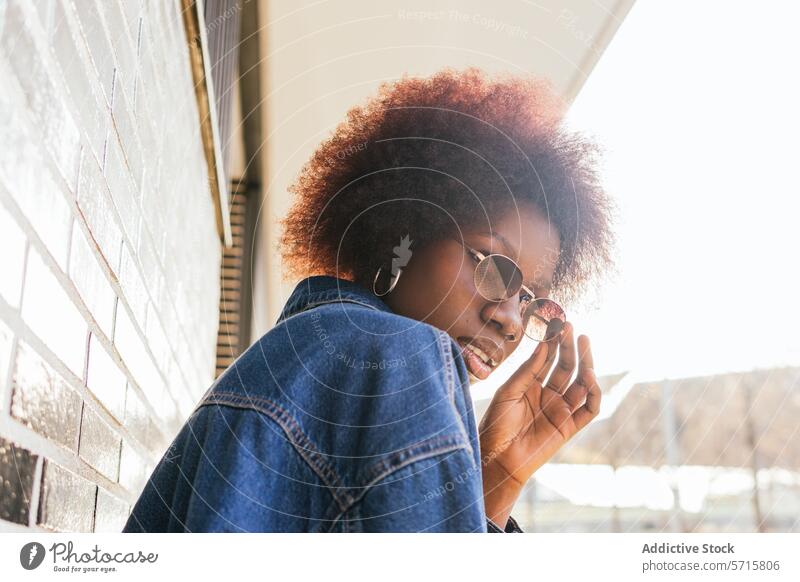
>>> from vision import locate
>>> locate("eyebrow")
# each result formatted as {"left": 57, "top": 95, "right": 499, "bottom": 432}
{"left": 479, "top": 231, "right": 553, "bottom": 293}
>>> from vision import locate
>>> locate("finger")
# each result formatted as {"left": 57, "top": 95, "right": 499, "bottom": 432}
{"left": 576, "top": 334, "right": 594, "bottom": 379}
{"left": 572, "top": 370, "right": 601, "bottom": 430}
{"left": 501, "top": 339, "right": 550, "bottom": 398}
{"left": 533, "top": 335, "right": 558, "bottom": 384}
{"left": 562, "top": 381, "right": 589, "bottom": 412}
{"left": 544, "top": 321, "right": 576, "bottom": 393}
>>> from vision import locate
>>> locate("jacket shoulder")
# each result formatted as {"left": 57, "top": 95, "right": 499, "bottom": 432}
{"left": 203, "top": 301, "right": 477, "bottom": 482}
{"left": 215, "top": 302, "right": 460, "bottom": 397}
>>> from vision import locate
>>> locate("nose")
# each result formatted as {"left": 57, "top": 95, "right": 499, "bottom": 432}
{"left": 482, "top": 297, "right": 524, "bottom": 343}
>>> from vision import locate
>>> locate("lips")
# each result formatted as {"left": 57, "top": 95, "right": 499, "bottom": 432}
{"left": 456, "top": 336, "right": 503, "bottom": 380}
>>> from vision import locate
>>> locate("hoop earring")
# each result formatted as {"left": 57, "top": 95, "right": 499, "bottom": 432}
{"left": 372, "top": 266, "right": 402, "bottom": 296}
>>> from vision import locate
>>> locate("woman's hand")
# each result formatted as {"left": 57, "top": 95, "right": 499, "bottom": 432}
{"left": 478, "top": 322, "right": 601, "bottom": 527}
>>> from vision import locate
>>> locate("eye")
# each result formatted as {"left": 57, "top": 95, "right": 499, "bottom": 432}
{"left": 516, "top": 292, "right": 533, "bottom": 321}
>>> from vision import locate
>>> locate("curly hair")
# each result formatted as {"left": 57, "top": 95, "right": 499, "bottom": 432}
{"left": 278, "top": 68, "right": 615, "bottom": 305}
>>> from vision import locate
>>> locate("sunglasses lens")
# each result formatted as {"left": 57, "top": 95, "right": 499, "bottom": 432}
{"left": 474, "top": 254, "right": 523, "bottom": 301}
{"left": 522, "top": 298, "right": 566, "bottom": 342}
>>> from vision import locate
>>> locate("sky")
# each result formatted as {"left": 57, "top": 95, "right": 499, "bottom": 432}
{"left": 473, "top": 0, "right": 800, "bottom": 402}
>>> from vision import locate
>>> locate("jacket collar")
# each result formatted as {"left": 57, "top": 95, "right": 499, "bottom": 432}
{"left": 276, "top": 275, "right": 394, "bottom": 324}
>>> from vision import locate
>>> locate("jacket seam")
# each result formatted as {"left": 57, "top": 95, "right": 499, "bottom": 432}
{"left": 355, "top": 433, "right": 467, "bottom": 488}
{"left": 436, "top": 330, "right": 455, "bottom": 405}
{"left": 199, "top": 392, "right": 354, "bottom": 511}
{"left": 277, "top": 298, "right": 383, "bottom": 324}
{"left": 327, "top": 438, "right": 471, "bottom": 532}
{"left": 436, "top": 330, "right": 473, "bottom": 460}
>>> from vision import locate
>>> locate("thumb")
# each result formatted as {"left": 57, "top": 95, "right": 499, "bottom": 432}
{"left": 499, "top": 340, "right": 552, "bottom": 398}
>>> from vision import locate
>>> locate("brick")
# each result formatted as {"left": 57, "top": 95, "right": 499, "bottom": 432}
{"left": 158, "top": 284, "right": 179, "bottom": 347}
{"left": 153, "top": 380, "right": 175, "bottom": 420}
{"left": 138, "top": 229, "right": 163, "bottom": 307}
{"left": 135, "top": 114, "right": 161, "bottom": 189}
{"left": 0, "top": 67, "right": 72, "bottom": 270}
{"left": 20, "top": 248, "right": 87, "bottom": 377}
{"left": 177, "top": 391, "right": 195, "bottom": 419}
{"left": 0, "top": 2, "right": 81, "bottom": 193}
{"left": 111, "top": 78, "right": 144, "bottom": 191}
{"left": 98, "top": 1, "right": 137, "bottom": 104}
{"left": 141, "top": 8, "right": 173, "bottom": 98}
{"left": 118, "top": 441, "right": 146, "bottom": 494}
{"left": 173, "top": 281, "right": 192, "bottom": 331}
{"left": 136, "top": 36, "right": 166, "bottom": 131}
{"left": 79, "top": 406, "right": 121, "bottom": 482}
{"left": 14, "top": 159, "right": 72, "bottom": 271}
{"left": 37, "top": 461, "right": 96, "bottom": 532}
{"left": 11, "top": 342, "right": 82, "bottom": 452}
{"left": 69, "top": 226, "right": 116, "bottom": 338}
{"left": 94, "top": 488, "right": 128, "bottom": 532}
{"left": 0, "top": 437, "right": 38, "bottom": 525}
{"left": 85, "top": 334, "right": 126, "bottom": 421}
{"left": 123, "top": 385, "right": 149, "bottom": 445}
{"left": 167, "top": 358, "right": 190, "bottom": 405}
{"left": 153, "top": 384, "right": 178, "bottom": 431}
{"left": 113, "top": 305, "right": 162, "bottom": 409}
{"left": 124, "top": 2, "right": 144, "bottom": 50}
{"left": 51, "top": 0, "right": 109, "bottom": 166}
{"left": 76, "top": 152, "right": 123, "bottom": 275}
{"left": 145, "top": 303, "right": 170, "bottom": 375}
{"left": 118, "top": 244, "right": 148, "bottom": 327}
{"left": 0, "top": 203, "right": 27, "bottom": 308}
{"left": 71, "top": 0, "right": 115, "bottom": 107}
{"left": 104, "top": 138, "right": 141, "bottom": 248}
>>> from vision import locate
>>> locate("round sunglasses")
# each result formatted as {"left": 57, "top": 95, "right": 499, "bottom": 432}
{"left": 449, "top": 237, "right": 566, "bottom": 342}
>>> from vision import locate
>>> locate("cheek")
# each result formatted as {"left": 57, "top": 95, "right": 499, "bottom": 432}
{"left": 395, "top": 246, "right": 475, "bottom": 321}
{"left": 417, "top": 247, "right": 478, "bottom": 317}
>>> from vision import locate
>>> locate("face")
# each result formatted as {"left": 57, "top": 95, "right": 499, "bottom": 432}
{"left": 383, "top": 203, "right": 561, "bottom": 383}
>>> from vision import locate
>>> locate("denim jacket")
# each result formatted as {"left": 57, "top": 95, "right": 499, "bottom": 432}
{"left": 123, "top": 275, "right": 522, "bottom": 533}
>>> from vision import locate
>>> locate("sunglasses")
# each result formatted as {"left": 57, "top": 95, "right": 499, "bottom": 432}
{"left": 449, "top": 237, "right": 566, "bottom": 342}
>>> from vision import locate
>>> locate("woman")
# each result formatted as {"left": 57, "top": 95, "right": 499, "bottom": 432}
{"left": 124, "top": 68, "right": 614, "bottom": 532}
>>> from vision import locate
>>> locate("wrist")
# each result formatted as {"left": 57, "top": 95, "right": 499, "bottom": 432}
{"left": 482, "top": 460, "right": 524, "bottom": 528}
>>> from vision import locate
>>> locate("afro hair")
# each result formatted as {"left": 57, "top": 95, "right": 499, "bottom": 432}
{"left": 278, "top": 68, "right": 615, "bottom": 305}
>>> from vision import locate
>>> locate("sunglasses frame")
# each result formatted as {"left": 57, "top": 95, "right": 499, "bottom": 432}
{"left": 448, "top": 237, "right": 566, "bottom": 342}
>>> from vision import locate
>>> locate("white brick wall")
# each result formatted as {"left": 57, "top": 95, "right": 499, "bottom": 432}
{"left": 0, "top": 0, "right": 221, "bottom": 532}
